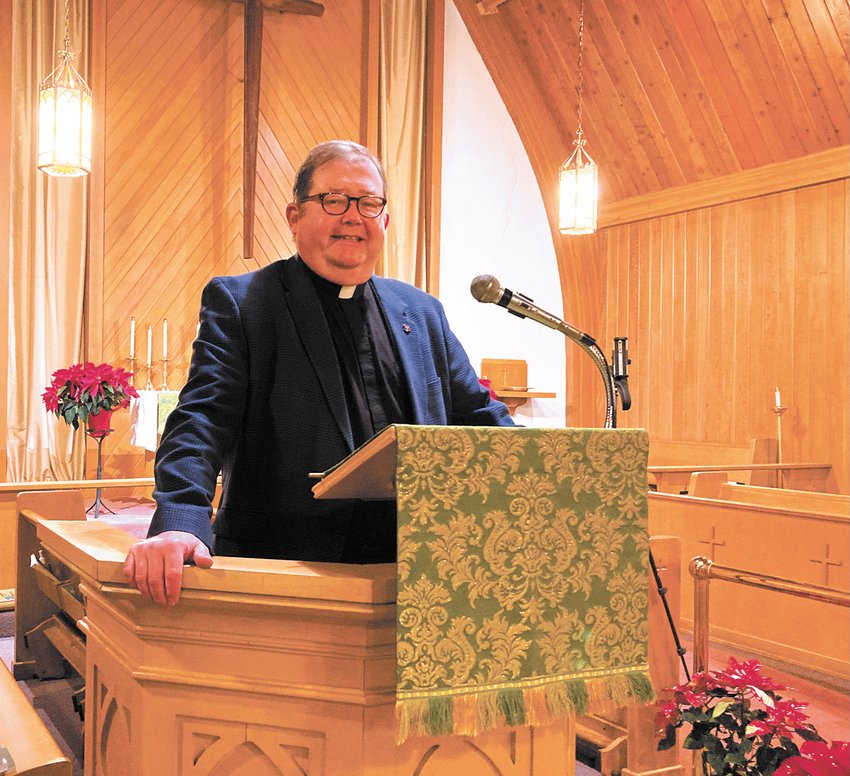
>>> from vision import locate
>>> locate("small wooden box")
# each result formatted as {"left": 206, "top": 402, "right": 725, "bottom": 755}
{"left": 480, "top": 359, "right": 528, "bottom": 391}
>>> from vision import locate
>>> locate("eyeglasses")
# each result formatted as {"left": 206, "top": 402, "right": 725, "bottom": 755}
{"left": 300, "top": 192, "right": 387, "bottom": 218}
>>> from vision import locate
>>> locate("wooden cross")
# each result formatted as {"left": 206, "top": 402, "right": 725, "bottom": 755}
{"left": 698, "top": 525, "right": 725, "bottom": 561}
{"left": 809, "top": 544, "right": 843, "bottom": 587}
{"left": 237, "top": 0, "right": 325, "bottom": 261}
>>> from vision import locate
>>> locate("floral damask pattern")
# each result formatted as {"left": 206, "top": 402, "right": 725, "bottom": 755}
{"left": 396, "top": 427, "right": 651, "bottom": 710}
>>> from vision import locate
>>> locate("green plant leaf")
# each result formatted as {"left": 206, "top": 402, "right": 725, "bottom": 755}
{"left": 798, "top": 726, "right": 825, "bottom": 742}
{"left": 712, "top": 699, "right": 733, "bottom": 719}
{"left": 657, "top": 724, "right": 677, "bottom": 751}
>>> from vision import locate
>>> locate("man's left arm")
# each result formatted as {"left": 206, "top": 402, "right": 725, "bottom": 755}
{"left": 439, "top": 308, "right": 515, "bottom": 427}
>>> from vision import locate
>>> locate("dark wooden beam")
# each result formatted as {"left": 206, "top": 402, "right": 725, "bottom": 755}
{"left": 243, "top": 0, "right": 263, "bottom": 261}
{"left": 239, "top": 0, "right": 323, "bottom": 260}
{"left": 233, "top": 0, "right": 324, "bottom": 16}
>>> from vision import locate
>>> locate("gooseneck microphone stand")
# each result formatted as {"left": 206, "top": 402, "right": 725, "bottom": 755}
{"left": 470, "top": 274, "right": 690, "bottom": 680}
{"left": 470, "top": 274, "right": 631, "bottom": 426}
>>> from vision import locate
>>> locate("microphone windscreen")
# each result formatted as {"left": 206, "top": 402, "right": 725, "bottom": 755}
{"left": 470, "top": 274, "right": 502, "bottom": 304}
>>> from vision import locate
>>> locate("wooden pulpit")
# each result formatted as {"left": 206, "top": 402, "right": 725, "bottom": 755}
{"left": 19, "top": 424, "right": 669, "bottom": 775}
{"left": 27, "top": 517, "right": 573, "bottom": 776}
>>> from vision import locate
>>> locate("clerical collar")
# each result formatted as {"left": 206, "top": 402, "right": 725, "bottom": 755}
{"left": 301, "top": 260, "right": 366, "bottom": 301}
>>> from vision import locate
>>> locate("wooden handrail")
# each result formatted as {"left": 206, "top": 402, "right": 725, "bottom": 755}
{"left": 649, "top": 463, "right": 831, "bottom": 473}
{"left": 0, "top": 477, "right": 155, "bottom": 493}
{"left": 0, "top": 476, "right": 222, "bottom": 494}
{"left": 688, "top": 556, "right": 850, "bottom": 673}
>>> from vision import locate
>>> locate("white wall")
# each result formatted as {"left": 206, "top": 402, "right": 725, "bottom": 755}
{"left": 439, "top": 3, "right": 565, "bottom": 427}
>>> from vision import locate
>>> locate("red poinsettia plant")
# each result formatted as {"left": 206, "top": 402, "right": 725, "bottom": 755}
{"left": 42, "top": 361, "right": 138, "bottom": 429}
{"left": 656, "top": 657, "right": 835, "bottom": 776}
{"left": 774, "top": 740, "right": 850, "bottom": 776}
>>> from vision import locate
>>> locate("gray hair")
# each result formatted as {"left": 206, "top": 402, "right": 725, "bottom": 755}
{"left": 292, "top": 140, "right": 387, "bottom": 202}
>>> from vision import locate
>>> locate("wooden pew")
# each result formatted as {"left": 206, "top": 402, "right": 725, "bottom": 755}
{"left": 0, "top": 661, "right": 71, "bottom": 776}
{"left": 651, "top": 462, "right": 836, "bottom": 495}
{"left": 647, "top": 437, "right": 777, "bottom": 493}
{"left": 687, "top": 474, "right": 849, "bottom": 511}
{"left": 716, "top": 483, "right": 849, "bottom": 515}
{"left": 14, "top": 492, "right": 86, "bottom": 681}
{"left": 649, "top": 489, "right": 850, "bottom": 679}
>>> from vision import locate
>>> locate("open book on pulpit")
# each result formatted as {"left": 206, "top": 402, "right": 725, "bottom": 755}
{"left": 310, "top": 425, "right": 399, "bottom": 500}
{"left": 311, "top": 424, "right": 656, "bottom": 744}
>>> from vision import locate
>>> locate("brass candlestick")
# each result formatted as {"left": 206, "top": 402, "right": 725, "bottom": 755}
{"left": 144, "top": 361, "right": 154, "bottom": 390}
{"left": 772, "top": 404, "right": 787, "bottom": 488}
{"left": 159, "top": 357, "right": 170, "bottom": 392}
{"left": 127, "top": 356, "right": 137, "bottom": 385}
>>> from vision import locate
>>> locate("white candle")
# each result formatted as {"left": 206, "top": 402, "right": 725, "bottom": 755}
{"left": 775, "top": 387, "right": 781, "bottom": 408}
{"left": 147, "top": 325, "right": 152, "bottom": 365}
{"left": 130, "top": 317, "right": 136, "bottom": 359}
{"left": 163, "top": 319, "right": 168, "bottom": 359}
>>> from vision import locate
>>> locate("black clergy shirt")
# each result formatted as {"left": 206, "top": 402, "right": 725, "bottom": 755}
{"left": 305, "top": 264, "right": 414, "bottom": 562}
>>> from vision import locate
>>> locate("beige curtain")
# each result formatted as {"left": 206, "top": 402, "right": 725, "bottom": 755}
{"left": 378, "top": 1, "right": 428, "bottom": 290}
{"left": 7, "top": 0, "right": 89, "bottom": 481}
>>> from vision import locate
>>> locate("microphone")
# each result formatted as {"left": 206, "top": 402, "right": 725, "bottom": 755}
{"left": 470, "top": 274, "right": 595, "bottom": 347}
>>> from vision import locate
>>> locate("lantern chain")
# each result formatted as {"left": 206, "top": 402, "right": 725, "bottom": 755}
{"left": 576, "top": 0, "right": 585, "bottom": 134}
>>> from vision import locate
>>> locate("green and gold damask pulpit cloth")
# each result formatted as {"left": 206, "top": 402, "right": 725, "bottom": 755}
{"left": 313, "top": 425, "right": 654, "bottom": 744}
{"left": 394, "top": 425, "right": 653, "bottom": 742}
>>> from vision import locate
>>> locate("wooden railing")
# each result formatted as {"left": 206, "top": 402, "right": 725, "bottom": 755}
{"left": 688, "top": 556, "right": 850, "bottom": 674}
{"left": 0, "top": 477, "right": 155, "bottom": 494}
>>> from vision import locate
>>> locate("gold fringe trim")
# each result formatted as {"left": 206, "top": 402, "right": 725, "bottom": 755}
{"left": 396, "top": 669, "right": 655, "bottom": 744}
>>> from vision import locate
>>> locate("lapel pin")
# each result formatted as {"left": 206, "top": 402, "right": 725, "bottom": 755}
{"left": 402, "top": 323, "right": 412, "bottom": 335}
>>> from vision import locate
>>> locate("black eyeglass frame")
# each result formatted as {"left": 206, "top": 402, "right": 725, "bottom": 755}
{"left": 300, "top": 192, "right": 387, "bottom": 218}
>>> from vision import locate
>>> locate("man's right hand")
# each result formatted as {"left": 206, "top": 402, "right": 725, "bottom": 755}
{"left": 123, "top": 530, "right": 214, "bottom": 607}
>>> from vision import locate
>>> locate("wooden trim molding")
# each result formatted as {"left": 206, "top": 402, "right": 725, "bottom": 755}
{"left": 424, "top": 0, "right": 445, "bottom": 296}
{"left": 599, "top": 146, "right": 850, "bottom": 228}
{"left": 360, "top": 0, "right": 380, "bottom": 151}
{"left": 87, "top": 0, "right": 107, "bottom": 362}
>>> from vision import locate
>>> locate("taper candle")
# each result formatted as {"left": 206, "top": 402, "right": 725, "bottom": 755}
{"left": 163, "top": 319, "right": 168, "bottom": 359}
{"left": 775, "top": 387, "right": 781, "bottom": 408}
{"left": 130, "top": 317, "right": 136, "bottom": 358}
{"left": 147, "top": 325, "right": 152, "bottom": 365}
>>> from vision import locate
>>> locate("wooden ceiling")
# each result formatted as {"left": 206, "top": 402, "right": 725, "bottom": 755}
{"left": 454, "top": 0, "right": 850, "bottom": 205}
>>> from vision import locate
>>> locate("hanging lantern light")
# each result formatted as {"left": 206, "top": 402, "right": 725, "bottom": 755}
{"left": 38, "top": 0, "right": 92, "bottom": 177}
{"left": 559, "top": 0, "right": 598, "bottom": 235}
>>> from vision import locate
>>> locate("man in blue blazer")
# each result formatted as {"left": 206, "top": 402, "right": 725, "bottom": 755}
{"left": 125, "top": 140, "right": 513, "bottom": 605}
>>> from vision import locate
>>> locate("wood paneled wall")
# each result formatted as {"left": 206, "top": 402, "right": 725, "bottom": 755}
{"left": 581, "top": 174, "right": 849, "bottom": 494}
{"left": 452, "top": 0, "right": 849, "bottom": 493}
{"left": 0, "top": 0, "right": 11, "bottom": 477}
{"left": 3, "top": 1, "right": 847, "bottom": 498}
{"left": 88, "top": 0, "right": 372, "bottom": 476}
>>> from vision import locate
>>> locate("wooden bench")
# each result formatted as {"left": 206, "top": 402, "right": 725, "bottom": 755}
{"left": 0, "top": 661, "right": 71, "bottom": 776}
{"left": 14, "top": 492, "right": 86, "bottom": 681}
{"left": 648, "top": 489, "right": 850, "bottom": 679}
{"left": 690, "top": 477, "right": 850, "bottom": 514}
{"left": 647, "top": 438, "right": 777, "bottom": 493}
{"left": 651, "top": 462, "right": 836, "bottom": 495}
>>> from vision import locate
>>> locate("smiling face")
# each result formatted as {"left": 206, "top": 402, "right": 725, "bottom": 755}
{"left": 285, "top": 155, "right": 389, "bottom": 286}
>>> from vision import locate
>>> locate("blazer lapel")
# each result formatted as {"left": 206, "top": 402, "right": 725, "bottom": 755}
{"left": 372, "top": 279, "right": 429, "bottom": 424}
{"left": 279, "top": 258, "right": 353, "bottom": 450}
